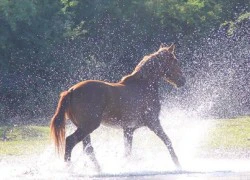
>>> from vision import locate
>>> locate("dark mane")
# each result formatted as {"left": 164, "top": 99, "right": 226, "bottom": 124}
{"left": 119, "top": 51, "right": 160, "bottom": 83}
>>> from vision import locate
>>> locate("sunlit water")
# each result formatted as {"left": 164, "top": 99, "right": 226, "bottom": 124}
{"left": 1, "top": 109, "right": 249, "bottom": 179}
{"left": 1, "top": 19, "right": 248, "bottom": 179}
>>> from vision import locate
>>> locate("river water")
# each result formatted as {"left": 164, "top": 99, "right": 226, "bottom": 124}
{"left": 1, "top": 110, "right": 249, "bottom": 179}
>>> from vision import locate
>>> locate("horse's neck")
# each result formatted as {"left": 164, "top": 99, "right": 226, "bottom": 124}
{"left": 120, "top": 71, "right": 159, "bottom": 90}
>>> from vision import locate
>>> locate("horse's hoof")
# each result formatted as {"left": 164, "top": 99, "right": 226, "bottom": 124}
{"left": 176, "top": 164, "right": 182, "bottom": 172}
{"left": 96, "top": 168, "right": 102, "bottom": 174}
{"left": 95, "top": 164, "right": 102, "bottom": 173}
{"left": 65, "top": 161, "right": 72, "bottom": 168}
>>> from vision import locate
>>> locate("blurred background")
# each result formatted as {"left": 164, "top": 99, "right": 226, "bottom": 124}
{"left": 0, "top": 0, "right": 249, "bottom": 124}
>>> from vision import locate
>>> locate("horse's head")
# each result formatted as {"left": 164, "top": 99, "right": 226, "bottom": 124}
{"left": 157, "top": 44, "right": 186, "bottom": 87}
{"left": 125, "top": 44, "right": 186, "bottom": 87}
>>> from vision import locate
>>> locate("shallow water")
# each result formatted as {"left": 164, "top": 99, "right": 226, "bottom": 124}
{"left": 1, "top": 110, "right": 249, "bottom": 179}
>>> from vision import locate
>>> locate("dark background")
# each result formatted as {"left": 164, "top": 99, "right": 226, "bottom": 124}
{"left": 0, "top": 0, "right": 249, "bottom": 124}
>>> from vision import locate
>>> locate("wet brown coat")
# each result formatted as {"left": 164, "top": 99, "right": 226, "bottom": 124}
{"left": 50, "top": 44, "right": 185, "bottom": 171}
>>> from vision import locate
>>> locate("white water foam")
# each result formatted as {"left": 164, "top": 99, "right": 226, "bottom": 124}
{"left": 0, "top": 109, "right": 249, "bottom": 179}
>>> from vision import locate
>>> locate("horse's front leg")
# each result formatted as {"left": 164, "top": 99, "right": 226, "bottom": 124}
{"left": 147, "top": 121, "right": 181, "bottom": 169}
{"left": 123, "top": 128, "right": 136, "bottom": 157}
{"left": 82, "top": 135, "right": 101, "bottom": 172}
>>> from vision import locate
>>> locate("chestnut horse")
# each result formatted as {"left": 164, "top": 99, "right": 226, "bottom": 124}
{"left": 50, "top": 44, "right": 185, "bottom": 171}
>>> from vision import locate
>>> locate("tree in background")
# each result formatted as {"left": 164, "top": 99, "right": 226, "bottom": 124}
{"left": 0, "top": 0, "right": 249, "bottom": 123}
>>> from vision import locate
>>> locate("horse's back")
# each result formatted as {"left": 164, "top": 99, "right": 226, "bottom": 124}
{"left": 67, "top": 80, "right": 114, "bottom": 128}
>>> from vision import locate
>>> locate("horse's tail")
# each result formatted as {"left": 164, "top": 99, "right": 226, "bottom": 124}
{"left": 50, "top": 90, "right": 71, "bottom": 154}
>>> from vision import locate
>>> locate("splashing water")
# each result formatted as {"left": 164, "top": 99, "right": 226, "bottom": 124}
{"left": 0, "top": 108, "right": 249, "bottom": 179}
{"left": 1, "top": 18, "right": 249, "bottom": 179}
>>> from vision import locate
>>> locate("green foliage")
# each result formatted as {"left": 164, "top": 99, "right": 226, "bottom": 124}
{"left": 222, "top": 12, "right": 250, "bottom": 36}
{"left": 0, "top": 0, "right": 70, "bottom": 71}
{"left": 237, "top": 12, "right": 250, "bottom": 22}
{"left": 64, "top": 21, "right": 87, "bottom": 39}
{"left": 0, "top": 0, "right": 249, "bottom": 122}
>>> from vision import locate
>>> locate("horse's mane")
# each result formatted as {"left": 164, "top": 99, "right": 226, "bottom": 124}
{"left": 119, "top": 49, "right": 163, "bottom": 84}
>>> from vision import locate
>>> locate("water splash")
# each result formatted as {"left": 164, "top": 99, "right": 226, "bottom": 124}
{"left": 1, "top": 14, "right": 249, "bottom": 179}
{"left": 1, "top": 108, "right": 249, "bottom": 179}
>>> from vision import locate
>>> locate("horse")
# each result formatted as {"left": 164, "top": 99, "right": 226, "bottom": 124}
{"left": 50, "top": 44, "right": 186, "bottom": 171}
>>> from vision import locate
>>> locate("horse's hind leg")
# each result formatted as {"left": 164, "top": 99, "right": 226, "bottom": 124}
{"left": 147, "top": 121, "right": 181, "bottom": 169}
{"left": 123, "top": 128, "right": 136, "bottom": 157}
{"left": 65, "top": 128, "right": 86, "bottom": 162}
{"left": 64, "top": 126, "right": 99, "bottom": 163}
{"left": 83, "top": 135, "right": 101, "bottom": 172}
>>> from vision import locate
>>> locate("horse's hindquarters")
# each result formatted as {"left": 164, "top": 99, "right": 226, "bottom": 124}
{"left": 68, "top": 81, "right": 109, "bottom": 129}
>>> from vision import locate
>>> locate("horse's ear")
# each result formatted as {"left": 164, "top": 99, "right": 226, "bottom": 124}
{"left": 168, "top": 44, "right": 175, "bottom": 53}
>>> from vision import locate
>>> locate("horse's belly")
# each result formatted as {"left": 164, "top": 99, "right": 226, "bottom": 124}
{"left": 101, "top": 98, "right": 145, "bottom": 128}
{"left": 101, "top": 119, "right": 121, "bottom": 128}
{"left": 101, "top": 113, "right": 144, "bottom": 128}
